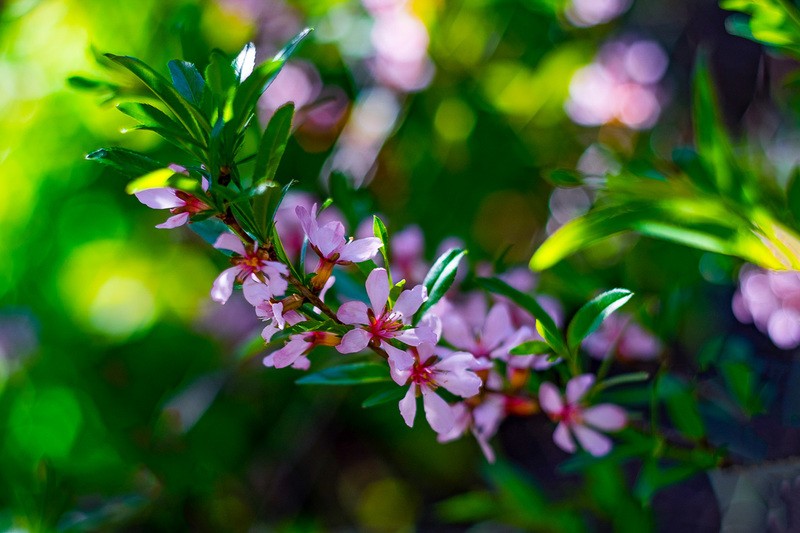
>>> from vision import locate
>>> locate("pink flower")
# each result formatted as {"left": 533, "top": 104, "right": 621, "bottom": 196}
{"left": 242, "top": 279, "right": 304, "bottom": 342}
{"left": 266, "top": 330, "right": 341, "bottom": 370}
{"left": 336, "top": 268, "right": 434, "bottom": 371}
{"left": 211, "top": 233, "right": 289, "bottom": 304}
{"left": 583, "top": 313, "right": 662, "bottom": 362}
{"left": 391, "top": 343, "right": 482, "bottom": 435}
{"left": 439, "top": 393, "right": 505, "bottom": 462}
{"left": 539, "top": 375, "right": 627, "bottom": 457}
{"left": 135, "top": 175, "right": 211, "bottom": 229}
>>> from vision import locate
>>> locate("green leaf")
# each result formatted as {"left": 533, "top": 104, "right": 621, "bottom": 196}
{"left": 633, "top": 459, "right": 701, "bottom": 504}
{"left": 597, "top": 372, "right": 650, "bottom": 391}
{"left": 116, "top": 101, "right": 206, "bottom": 158}
{"left": 204, "top": 49, "right": 237, "bottom": 109}
{"left": 124, "top": 167, "right": 202, "bottom": 194}
{"left": 296, "top": 362, "right": 392, "bottom": 385}
{"left": 373, "top": 215, "right": 392, "bottom": 283}
{"left": 547, "top": 169, "right": 583, "bottom": 187}
{"left": 476, "top": 277, "right": 566, "bottom": 354}
{"left": 658, "top": 374, "right": 705, "bottom": 440}
{"left": 692, "top": 57, "right": 739, "bottom": 198}
{"left": 86, "top": 147, "right": 163, "bottom": 178}
{"left": 419, "top": 248, "right": 467, "bottom": 316}
{"left": 105, "top": 54, "right": 210, "bottom": 142}
{"left": 567, "top": 289, "right": 633, "bottom": 351}
{"left": 509, "top": 340, "right": 552, "bottom": 356}
{"left": 230, "top": 28, "right": 312, "bottom": 133}
{"left": 253, "top": 179, "right": 295, "bottom": 244}
{"left": 361, "top": 387, "right": 406, "bottom": 408}
{"left": 253, "top": 103, "right": 294, "bottom": 186}
{"left": 787, "top": 167, "right": 800, "bottom": 223}
{"left": 168, "top": 60, "right": 212, "bottom": 114}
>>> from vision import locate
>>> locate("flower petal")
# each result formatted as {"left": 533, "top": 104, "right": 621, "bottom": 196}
{"left": 573, "top": 424, "right": 613, "bottom": 457}
{"left": 441, "top": 309, "right": 477, "bottom": 352}
{"left": 366, "top": 268, "right": 390, "bottom": 314}
{"left": 481, "top": 303, "right": 514, "bottom": 351}
{"left": 338, "top": 237, "right": 383, "bottom": 263}
{"left": 135, "top": 188, "right": 181, "bottom": 209}
{"left": 393, "top": 284, "right": 427, "bottom": 320}
{"left": 295, "top": 204, "right": 318, "bottom": 239}
{"left": 337, "top": 301, "right": 370, "bottom": 325}
{"left": 273, "top": 337, "right": 310, "bottom": 368}
{"left": 538, "top": 382, "right": 564, "bottom": 417}
{"left": 553, "top": 422, "right": 577, "bottom": 453}
{"left": 396, "top": 325, "right": 437, "bottom": 346}
{"left": 384, "top": 343, "right": 414, "bottom": 375}
{"left": 336, "top": 328, "right": 371, "bottom": 354}
{"left": 213, "top": 233, "right": 246, "bottom": 256}
{"left": 399, "top": 385, "right": 417, "bottom": 427}
{"left": 211, "top": 267, "right": 240, "bottom": 304}
{"left": 582, "top": 404, "right": 627, "bottom": 431}
{"left": 156, "top": 212, "right": 189, "bottom": 229}
{"left": 422, "top": 387, "right": 455, "bottom": 435}
{"left": 242, "top": 278, "right": 271, "bottom": 306}
{"left": 312, "top": 222, "right": 346, "bottom": 258}
{"left": 566, "top": 374, "right": 595, "bottom": 404}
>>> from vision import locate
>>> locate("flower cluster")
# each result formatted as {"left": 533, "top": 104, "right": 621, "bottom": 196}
{"left": 133, "top": 182, "right": 630, "bottom": 460}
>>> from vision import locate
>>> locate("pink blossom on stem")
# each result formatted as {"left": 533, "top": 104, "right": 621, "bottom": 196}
{"left": 539, "top": 375, "right": 627, "bottom": 457}
{"left": 336, "top": 268, "right": 434, "bottom": 371}
{"left": 296, "top": 204, "right": 382, "bottom": 287}
{"left": 266, "top": 330, "right": 341, "bottom": 370}
{"left": 211, "top": 233, "right": 289, "bottom": 304}
{"left": 135, "top": 176, "right": 211, "bottom": 229}
{"left": 582, "top": 313, "right": 662, "bottom": 362}
{"left": 390, "top": 342, "right": 482, "bottom": 435}
{"left": 242, "top": 278, "right": 304, "bottom": 342}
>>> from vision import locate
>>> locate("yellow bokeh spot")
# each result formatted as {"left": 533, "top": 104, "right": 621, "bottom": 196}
{"left": 434, "top": 98, "right": 476, "bottom": 143}
{"left": 89, "top": 276, "right": 156, "bottom": 338}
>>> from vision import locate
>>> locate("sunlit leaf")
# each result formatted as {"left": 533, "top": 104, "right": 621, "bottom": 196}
{"left": 168, "top": 60, "right": 212, "bottom": 115}
{"left": 567, "top": 289, "right": 633, "bottom": 351}
{"left": 253, "top": 103, "right": 294, "bottom": 186}
{"left": 419, "top": 248, "right": 467, "bottom": 316}
{"left": 105, "top": 54, "right": 210, "bottom": 141}
{"left": 86, "top": 147, "right": 163, "bottom": 178}
{"left": 476, "top": 277, "right": 566, "bottom": 354}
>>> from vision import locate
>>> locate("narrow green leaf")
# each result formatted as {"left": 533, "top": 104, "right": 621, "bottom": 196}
{"left": 296, "top": 362, "right": 391, "bottom": 385}
{"left": 476, "top": 277, "right": 566, "bottom": 354}
{"left": 419, "top": 248, "right": 466, "bottom": 316}
{"left": 362, "top": 387, "right": 406, "bottom": 408}
{"left": 253, "top": 179, "right": 295, "bottom": 243}
{"left": 204, "top": 49, "right": 237, "bottom": 110}
{"left": 567, "top": 289, "right": 634, "bottom": 351}
{"left": 125, "top": 167, "right": 201, "bottom": 194}
{"left": 105, "top": 54, "right": 210, "bottom": 141}
{"left": 547, "top": 169, "right": 583, "bottom": 187}
{"left": 230, "top": 28, "right": 312, "bottom": 133}
{"left": 509, "top": 340, "right": 552, "bottom": 356}
{"left": 117, "top": 102, "right": 205, "bottom": 156}
{"left": 659, "top": 374, "right": 705, "bottom": 439}
{"left": 86, "top": 147, "right": 163, "bottom": 178}
{"left": 787, "top": 167, "right": 800, "bottom": 223}
{"left": 373, "top": 215, "right": 392, "bottom": 283}
{"left": 597, "top": 372, "right": 650, "bottom": 391}
{"left": 253, "top": 103, "right": 294, "bottom": 186}
{"left": 168, "top": 60, "right": 212, "bottom": 114}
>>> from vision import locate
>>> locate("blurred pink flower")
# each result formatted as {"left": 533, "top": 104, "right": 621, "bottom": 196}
{"left": 582, "top": 313, "right": 662, "bottom": 361}
{"left": 733, "top": 266, "right": 800, "bottom": 349}
{"left": 337, "top": 268, "right": 435, "bottom": 371}
{"left": 391, "top": 343, "right": 482, "bottom": 435}
{"left": 566, "top": 38, "right": 668, "bottom": 130}
{"left": 539, "top": 375, "right": 627, "bottom": 456}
